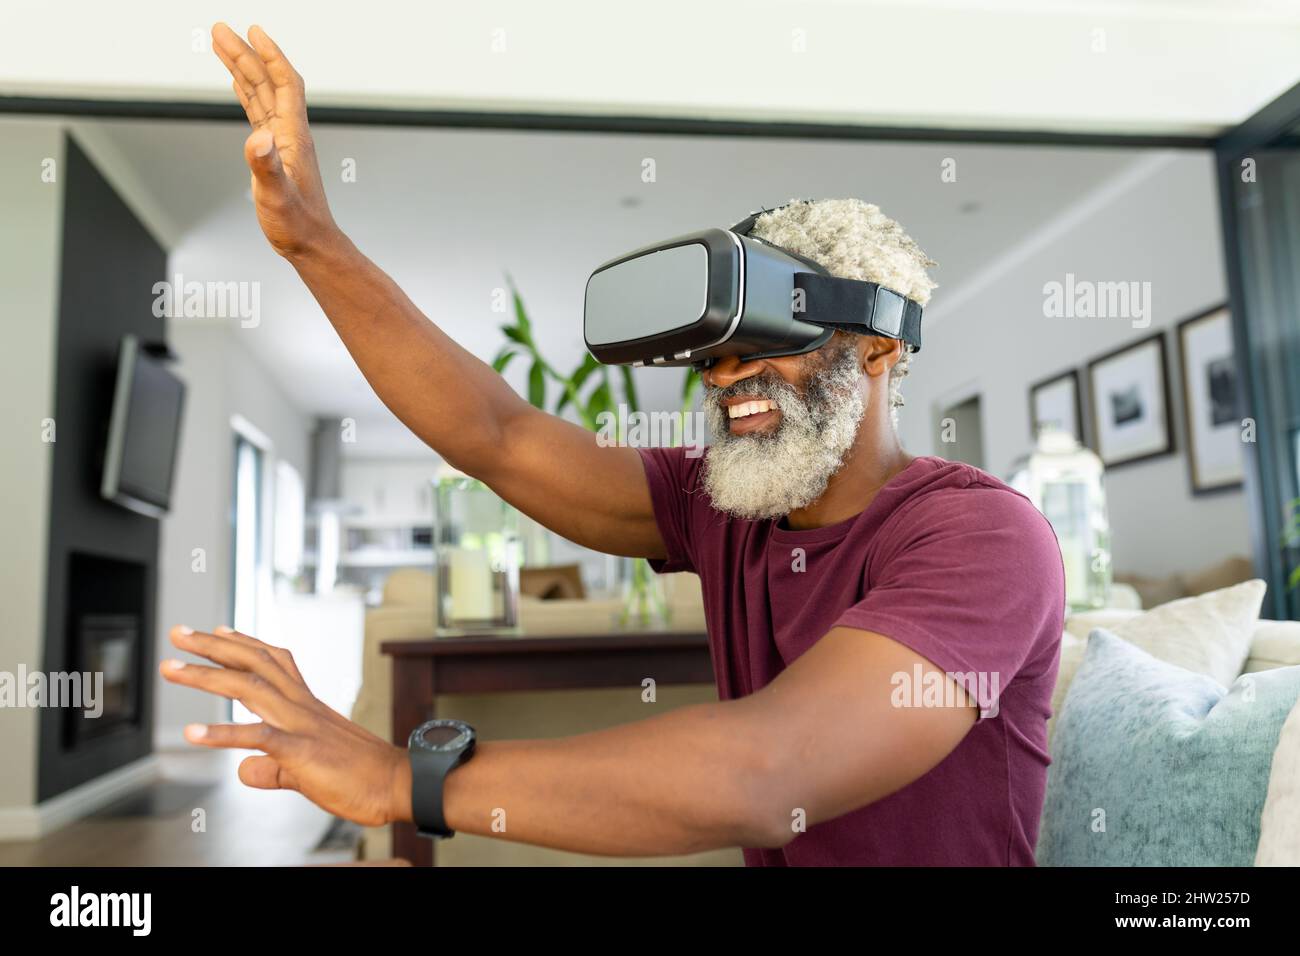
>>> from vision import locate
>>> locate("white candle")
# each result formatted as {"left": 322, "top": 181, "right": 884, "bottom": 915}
{"left": 449, "top": 547, "right": 494, "bottom": 621}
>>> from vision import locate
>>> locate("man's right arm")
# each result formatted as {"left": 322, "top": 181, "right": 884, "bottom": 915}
{"left": 212, "top": 23, "right": 665, "bottom": 560}
{"left": 291, "top": 235, "right": 665, "bottom": 559}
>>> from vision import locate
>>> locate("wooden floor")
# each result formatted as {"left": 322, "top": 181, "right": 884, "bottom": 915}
{"left": 0, "top": 750, "right": 356, "bottom": 867}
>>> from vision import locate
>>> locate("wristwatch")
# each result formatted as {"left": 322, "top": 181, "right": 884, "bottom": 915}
{"left": 408, "top": 718, "right": 476, "bottom": 838}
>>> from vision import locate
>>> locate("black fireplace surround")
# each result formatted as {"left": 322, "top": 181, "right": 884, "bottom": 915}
{"left": 38, "top": 135, "right": 167, "bottom": 800}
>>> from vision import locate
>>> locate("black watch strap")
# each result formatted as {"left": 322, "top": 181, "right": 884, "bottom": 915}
{"left": 410, "top": 746, "right": 470, "bottom": 838}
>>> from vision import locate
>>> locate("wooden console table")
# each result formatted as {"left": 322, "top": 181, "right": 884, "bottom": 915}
{"left": 382, "top": 629, "right": 714, "bottom": 866}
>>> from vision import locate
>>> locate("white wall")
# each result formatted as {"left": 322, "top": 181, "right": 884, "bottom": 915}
{"left": 0, "top": 119, "right": 64, "bottom": 816}
{"left": 154, "top": 321, "right": 313, "bottom": 747}
{"left": 0, "top": 118, "right": 316, "bottom": 822}
{"left": 898, "top": 150, "right": 1251, "bottom": 579}
{"left": 0, "top": 119, "right": 193, "bottom": 833}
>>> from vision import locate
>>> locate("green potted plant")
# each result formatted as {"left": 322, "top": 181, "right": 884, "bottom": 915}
{"left": 492, "top": 275, "right": 700, "bottom": 626}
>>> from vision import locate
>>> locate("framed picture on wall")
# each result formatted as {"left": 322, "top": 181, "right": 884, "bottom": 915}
{"left": 1085, "top": 332, "right": 1174, "bottom": 468}
{"left": 1177, "top": 305, "right": 1245, "bottom": 493}
{"left": 1028, "top": 368, "right": 1084, "bottom": 444}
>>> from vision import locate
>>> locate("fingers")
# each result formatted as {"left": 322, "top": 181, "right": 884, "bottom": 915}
{"left": 212, "top": 625, "right": 306, "bottom": 684}
{"left": 247, "top": 26, "right": 309, "bottom": 130}
{"left": 214, "top": 40, "right": 264, "bottom": 126}
{"left": 212, "top": 22, "right": 309, "bottom": 134}
{"left": 211, "top": 21, "right": 248, "bottom": 65}
{"left": 210, "top": 22, "right": 276, "bottom": 119}
{"left": 247, "top": 24, "right": 302, "bottom": 91}
{"left": 231, "top": 80, "right": 258, "bottom": 127}
{"left": 239, "top": 754, "right": 299, "bottom": 791}
{"left": 166, "top": 624, "right": 378, "bottom": 744}
{"left": 212, "top": 25, "right": 264, "bottom": 125}
{"left": 185, "top": 721, "right": 290, "bottom": 755}
{"left": 170, "top": 625, "right": 305, "bottom": 700}
{"left": 211, "top": 628, "right": 383, "bottom": 744}
{"left": 161, "top": 659, "right": 301, "bottom": 729}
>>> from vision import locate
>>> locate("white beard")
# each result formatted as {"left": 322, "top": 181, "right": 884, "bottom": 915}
{"left": 701, "top": 341, "right": 866, "bottom": 521}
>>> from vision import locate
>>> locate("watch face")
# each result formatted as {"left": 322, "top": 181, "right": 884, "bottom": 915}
{"left": 411, "top": 719, "right": 474, "bottom": 753}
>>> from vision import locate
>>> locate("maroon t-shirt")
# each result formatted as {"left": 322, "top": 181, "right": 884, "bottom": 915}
{"left": 638, "top": 448, "right": 1065, "bottom": 866}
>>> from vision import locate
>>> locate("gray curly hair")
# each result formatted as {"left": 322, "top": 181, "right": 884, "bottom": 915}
{"left": 748, "top": 198, "right": 937, "bottom": 425}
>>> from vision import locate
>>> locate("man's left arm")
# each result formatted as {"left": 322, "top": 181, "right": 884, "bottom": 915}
{"left": 161, "top": 624, "right": 976, "bottom": 856}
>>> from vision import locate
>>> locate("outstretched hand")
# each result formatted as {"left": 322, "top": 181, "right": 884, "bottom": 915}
{"left": 211, "top": 22, "right": 339, "bottom": 259}
{"left": 160, "top": 625, "right": 412, "bottom": 827}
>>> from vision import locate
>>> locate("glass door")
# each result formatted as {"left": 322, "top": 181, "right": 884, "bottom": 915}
{"left": 1217, "top": 81, "right": 1300, "bottom": 620}
{"left": 230, "top": 432, "right": 264, "bottom": 722}
{"left": 231, "top": 433, "right": 264, "bottom": 633}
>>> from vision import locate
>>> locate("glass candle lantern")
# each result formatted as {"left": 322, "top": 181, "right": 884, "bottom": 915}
{"left": 432, "top": 473, "right": 521, "bottom": 633}
{"left": 1009, "top": 428, "right": 1113, "bottom": 612}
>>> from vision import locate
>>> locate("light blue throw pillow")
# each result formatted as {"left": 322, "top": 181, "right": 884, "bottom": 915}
{"left": 1037, "top": 629, "right": 1300, "bottom": 866}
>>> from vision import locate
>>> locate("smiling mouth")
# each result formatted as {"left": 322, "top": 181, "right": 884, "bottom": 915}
{"left": 723, "top": 398, "right": 782, "bottom": 435}
{"left": 726, "top": 399, "right": 777, "bottom": 420}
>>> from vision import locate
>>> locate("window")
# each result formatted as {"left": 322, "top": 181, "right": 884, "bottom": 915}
{"left": 274, "top": 459, "right": 305, "bottom": 580}
{"left": 231, "top": 433, "right": 264, "bottom": 635}
{"left": 230, "top": 431, "right": 264, "bottom": 725}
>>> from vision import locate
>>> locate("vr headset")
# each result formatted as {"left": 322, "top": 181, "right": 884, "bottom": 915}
{"left": 583, "top": 200, "right": 924, "bottom": 370}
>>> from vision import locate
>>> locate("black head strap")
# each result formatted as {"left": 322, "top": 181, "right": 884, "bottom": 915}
{"left": 730, "top": 200, "right": 924, "bottom": 353}
{"left": 793, "top": 273, "right": 922, "bottom": 353}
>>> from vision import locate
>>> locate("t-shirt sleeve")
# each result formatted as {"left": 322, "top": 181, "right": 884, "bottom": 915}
{"left": 636, "top": 445, "right": 702, "bottom": 575}
{"left": 834, "top": 485, "right": 1066, "bottom": 719}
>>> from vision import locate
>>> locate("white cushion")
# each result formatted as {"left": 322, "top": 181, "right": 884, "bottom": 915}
{"left": 1105, "top": 580, "right": 1267, "bottom": 686}
{"left": 1050, "top": 580, "right": 1267, "bottom": 744}
{"left": 1063, "top": 608, "right": 1142, "bottom": 642}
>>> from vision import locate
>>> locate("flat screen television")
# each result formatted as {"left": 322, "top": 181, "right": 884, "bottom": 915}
{"left": 101, "top": 335, "right": 186, "bottom": 518}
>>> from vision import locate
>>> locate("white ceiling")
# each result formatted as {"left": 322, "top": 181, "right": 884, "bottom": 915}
{"left": 82, "top": 117, "right": 1170, "bottom": 456}
{"left": 4, "top": 0, "right": 1299, "bottom": 136}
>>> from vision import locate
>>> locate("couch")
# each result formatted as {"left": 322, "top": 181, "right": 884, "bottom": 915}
{"left": 1045, "top": 583, "right": 1300, "bottom": 865}
{"left": 1116, "top": 555, "right": 1256, "bottom": 611}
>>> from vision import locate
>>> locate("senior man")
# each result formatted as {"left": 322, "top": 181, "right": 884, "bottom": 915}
{"left": 161, "top": 23, "right": 1066, "bottom": 866}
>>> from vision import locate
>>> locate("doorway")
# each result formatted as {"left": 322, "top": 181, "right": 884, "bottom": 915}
{"left": 938, "top": 394, "right": 987, "bottom": 470}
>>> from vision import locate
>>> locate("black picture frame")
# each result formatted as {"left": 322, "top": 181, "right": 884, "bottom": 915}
{"left": 1176, "top": 304, "right": 1245, "bottom": 495}
{"left": 1028, "top": 368, "right": 1084, "bottom": 444}
{"left": 1085, "top": 332, "right": 1175, "bottom": 469}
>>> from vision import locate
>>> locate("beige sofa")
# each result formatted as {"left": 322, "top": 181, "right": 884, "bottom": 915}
{"left": 1116, "top": 555, "right": 1255, "bottom": 610}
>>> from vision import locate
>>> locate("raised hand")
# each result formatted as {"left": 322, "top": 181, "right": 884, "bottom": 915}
{"left": 211, "top": 23, "right": 340, "bottom": 259}
{"left": 161, "top": 625, "right": 410, "bottom": 828}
